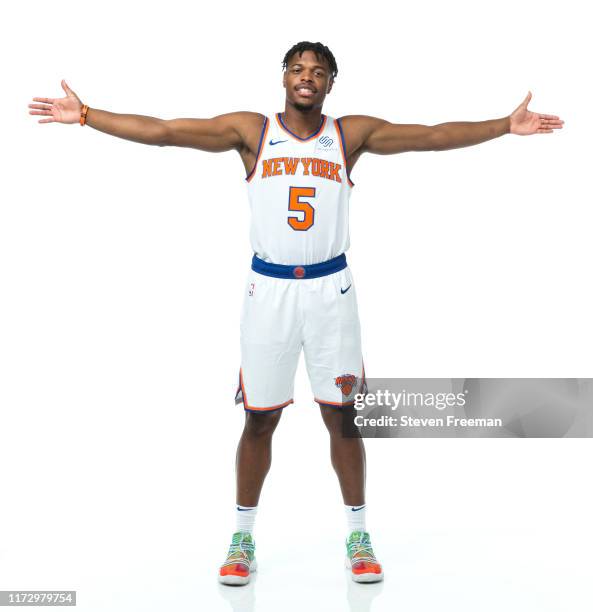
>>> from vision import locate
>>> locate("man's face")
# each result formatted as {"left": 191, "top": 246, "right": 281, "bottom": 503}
{"left": 283, "top": 50, "right": 334, "bottom": 111}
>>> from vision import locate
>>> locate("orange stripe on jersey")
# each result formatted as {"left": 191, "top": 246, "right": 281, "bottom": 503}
{"left": 334, "top": 118, "right": 355, "bottom": 188}
{"left": 246, "top": 117, "right": 270, "bottom": 183}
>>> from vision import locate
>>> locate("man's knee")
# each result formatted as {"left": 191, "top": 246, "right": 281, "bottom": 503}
{"left": 320, "top": 404, "right": 356, "bottom": 435}
{"left": 243, "top": 409, "right": 283, "bottom": 437}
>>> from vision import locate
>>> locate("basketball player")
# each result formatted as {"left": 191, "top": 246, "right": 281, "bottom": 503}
{"left": 29, "top": 41, "right": 563, "bottom": 585}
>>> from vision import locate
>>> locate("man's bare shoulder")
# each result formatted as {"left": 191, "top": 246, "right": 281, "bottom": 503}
{"left": 338, "top": 114, "right": 383, "bottom": 123}
{"left": 337, "top": 115, "right": 388, "bottom": 155}
{"left": 337, "top": 115, "right": 388, "bottom": 135}
{"left": 221, "top": 111, "right": 266, "bottom": 128}
{"left": 221, "top": 111, "right": 267, "bottom": 151}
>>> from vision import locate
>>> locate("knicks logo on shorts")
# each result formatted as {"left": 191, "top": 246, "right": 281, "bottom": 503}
{"left": 335, "top": 374, "right": 357, "bottom": 396}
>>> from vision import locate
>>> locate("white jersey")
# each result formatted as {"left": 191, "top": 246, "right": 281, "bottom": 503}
{"left": 245, "top": 112, "right": 354, "bottom": 265}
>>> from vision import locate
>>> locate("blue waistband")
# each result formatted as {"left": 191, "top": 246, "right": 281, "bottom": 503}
{"left": 251, "top": 253, "right": 347, "bottom": 279}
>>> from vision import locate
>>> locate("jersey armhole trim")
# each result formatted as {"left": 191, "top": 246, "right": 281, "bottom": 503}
{"left": 245, "top": 116, "right": 269, "bottom": 182}
{"left": 335, "top": 118, "right": 355, "bottom": 188}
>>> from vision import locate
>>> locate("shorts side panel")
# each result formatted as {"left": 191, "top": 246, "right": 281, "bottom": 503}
{"left": 237, "top": 270, "right": 303, "bottom": 410}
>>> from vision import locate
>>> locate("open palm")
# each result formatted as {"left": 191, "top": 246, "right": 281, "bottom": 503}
{"left": 28, "top": 80, "right": 82, "bottom": 124}
{"left": 510, "top": 91, "right": 564, "bottom": 135}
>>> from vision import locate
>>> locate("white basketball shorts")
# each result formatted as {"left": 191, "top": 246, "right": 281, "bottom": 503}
{"left": 235, "top": 256, "right": 366, "bottom": 412}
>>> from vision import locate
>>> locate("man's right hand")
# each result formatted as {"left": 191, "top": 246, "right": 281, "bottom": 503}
{"left": 28, "top": 80, "right": 82, "bottom": 124}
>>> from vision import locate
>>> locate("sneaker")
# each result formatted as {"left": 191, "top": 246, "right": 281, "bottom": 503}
{"left": 218, "top": 531, "right": 257, "bottom": 586}
{"left": 345, "top": 530, "right": 384, "bottom": 583}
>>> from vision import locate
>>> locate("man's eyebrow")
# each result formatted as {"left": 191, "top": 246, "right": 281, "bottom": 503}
{"left": 289, "top": 62, "right": 327, "bottom": 71}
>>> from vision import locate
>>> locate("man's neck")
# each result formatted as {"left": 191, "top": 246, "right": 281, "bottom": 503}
{"left": 281, "top": 104, "right": 324, "bottom": 139}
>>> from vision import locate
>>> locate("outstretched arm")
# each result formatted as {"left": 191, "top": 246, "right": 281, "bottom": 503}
{"left": 341, "top": 91, "right": 564, "bottom": 159}
{"left": 28, "top": 80, "right": 262, "bottom": 153}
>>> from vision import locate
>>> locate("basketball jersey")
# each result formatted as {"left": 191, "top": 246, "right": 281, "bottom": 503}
{"left": 245, "top": 112, "right": 354, "bottom": 265}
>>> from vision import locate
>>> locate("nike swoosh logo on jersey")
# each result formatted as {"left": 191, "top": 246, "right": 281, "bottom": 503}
{"left": 341, "top": 284, "right": 352, "bottom": 294}
{"left": 351, "top": 505, "right": 366, "bottom": 512}
{"left": 269, "top": 139, "right": 288, "bottom": 145}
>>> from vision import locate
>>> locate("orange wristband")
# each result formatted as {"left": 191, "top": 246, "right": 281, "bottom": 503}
{"left": 80, "top": 104, "right": 89, "bottom": 126}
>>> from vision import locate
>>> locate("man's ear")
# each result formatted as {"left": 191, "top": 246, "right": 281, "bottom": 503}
{"left": 282, "top": 72, "right": 286, "bottom": 89}
{"left": 327, "top": 77, "right": 334, "bottom": 94}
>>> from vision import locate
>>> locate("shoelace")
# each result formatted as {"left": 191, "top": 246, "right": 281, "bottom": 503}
{"left": 221, "top": 536, "right": 254, "bottom": 568}
{"left": 348, "top": 539, "right": 377, "bottom": 564}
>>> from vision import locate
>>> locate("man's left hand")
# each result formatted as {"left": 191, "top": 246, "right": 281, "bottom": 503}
{"left": 510, "top": 91, "right": 564, "bottom": 135}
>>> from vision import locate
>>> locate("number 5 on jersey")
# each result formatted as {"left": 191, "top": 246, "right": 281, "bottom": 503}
{"left": 287, "top": 186, "right": 316, "bottom": 231}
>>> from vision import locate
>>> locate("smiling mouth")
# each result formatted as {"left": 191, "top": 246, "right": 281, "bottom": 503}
{"left": 296, "top": 87, "right": 315, "bottom": 98}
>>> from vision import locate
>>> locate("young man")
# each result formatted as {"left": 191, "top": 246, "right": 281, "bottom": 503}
{"left": 29, "top": 41, "right": 563, "bottom": 586}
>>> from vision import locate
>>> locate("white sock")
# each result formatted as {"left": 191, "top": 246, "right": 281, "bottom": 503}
{"left": 236, "top": 505, "right": 258, "bottom": 534}
{"left": 345, "top": 504, "right": 367, "bottom": 534}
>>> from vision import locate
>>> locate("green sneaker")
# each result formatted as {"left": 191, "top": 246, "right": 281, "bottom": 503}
{"left": 345, "top": 531, "right": 384, "bottom": 583}
{"left": 218, "top": 531, "right": 257, "bottom": 586}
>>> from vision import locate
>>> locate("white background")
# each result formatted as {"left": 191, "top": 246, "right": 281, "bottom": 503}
{"left": 1, "top": 0, "right": 592, "bottom": 610}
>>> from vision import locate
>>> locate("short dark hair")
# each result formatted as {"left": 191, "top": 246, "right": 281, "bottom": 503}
{"left": 282, "top": 41, "right": 338, "bottom": 80}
